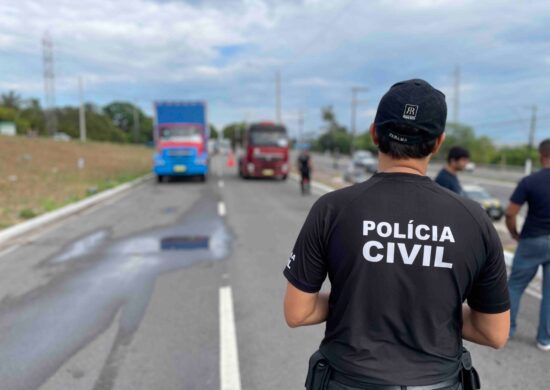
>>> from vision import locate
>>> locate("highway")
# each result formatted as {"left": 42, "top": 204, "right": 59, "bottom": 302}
{"left": 0, "top": 155, "right": 547, "bottom": 389}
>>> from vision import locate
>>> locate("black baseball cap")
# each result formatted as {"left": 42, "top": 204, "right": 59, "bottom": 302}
{"left": 374, "top": 79, "right": 447, "bottom": 145}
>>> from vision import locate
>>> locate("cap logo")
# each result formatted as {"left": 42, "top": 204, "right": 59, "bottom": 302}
{"left": 403, "top": 104, "right": 418, "bottom": 120}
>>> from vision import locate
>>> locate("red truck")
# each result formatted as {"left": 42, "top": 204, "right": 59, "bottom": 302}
{"left": 239, "top": 122, "right": 289, "bottom": 180}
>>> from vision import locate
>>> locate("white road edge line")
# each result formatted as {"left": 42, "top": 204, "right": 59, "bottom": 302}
{"left": 291, "top": 173, "right": 543, "bottom": 301}
{"left": 218, "top": 202, "right": 227, "bottom": 217}
{"left": 219, "top": 286, "right": 242, "bottom": 390}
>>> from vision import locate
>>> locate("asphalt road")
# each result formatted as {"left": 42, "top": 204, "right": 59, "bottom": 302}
{"left": 0, "top": 156, "right": 547, "bottom": 389}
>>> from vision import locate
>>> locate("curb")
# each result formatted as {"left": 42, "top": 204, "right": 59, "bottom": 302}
{"left": 0, "top": 173, "right": 153, "bottom": 248}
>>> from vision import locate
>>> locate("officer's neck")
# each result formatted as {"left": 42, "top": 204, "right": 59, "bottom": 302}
{"left": 377, "top": 153, "right": 429, "bottom": 176}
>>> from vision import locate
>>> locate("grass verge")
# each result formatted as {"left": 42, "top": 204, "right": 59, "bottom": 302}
{"left": 0, "top": 135, "right": 153, "bottom": 228}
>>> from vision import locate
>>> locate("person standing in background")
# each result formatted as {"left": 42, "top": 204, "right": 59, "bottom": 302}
{"left": 506, "top": 139, "right": 550, "bottom": 351}
{"left": 435, "top": 146, "right": 470, "bottom": 194}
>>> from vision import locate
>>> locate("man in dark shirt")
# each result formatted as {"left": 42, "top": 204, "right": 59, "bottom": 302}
{"left": 506, "top": 138, "right": 550, "bottom": 351}
{"left": 298, "top": 149, "right": 313, "bottom": 195}
{"left": 435, "top": 146, "right": 470, "bottom": 194}
{"left": 283, "top": 79, "right": 510, "bottom": 389}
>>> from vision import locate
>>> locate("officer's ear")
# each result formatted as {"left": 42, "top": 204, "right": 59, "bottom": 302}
{"left": 369, "top": 124, "right": 378, "bottom": 145}
{"left": 432, "top": 133, "right": 446, "bottom": 155}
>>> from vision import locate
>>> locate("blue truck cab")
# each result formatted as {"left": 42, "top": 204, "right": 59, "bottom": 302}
{"left": 153, "top": 101, "right": 209, "bottom": 182}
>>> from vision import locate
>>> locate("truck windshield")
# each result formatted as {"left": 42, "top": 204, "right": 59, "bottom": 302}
{"left": 250, "top": 132, "right": 288, "bottom": 147}
{"left": 160, "top": 126, "right": 202, "bottom": 142}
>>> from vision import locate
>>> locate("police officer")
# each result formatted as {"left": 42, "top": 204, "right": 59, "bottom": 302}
{"left": 283, "top": 79, "right": 510, "bottom": 390}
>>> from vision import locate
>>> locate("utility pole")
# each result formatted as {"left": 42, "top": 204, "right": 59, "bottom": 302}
{"left": 297, "top": 110, "right": 304, "bottom": 144}
{"left": 525, "top": 104, "right": 537, "bottom": 175}
{"left": 275, "top": 69, "right": 282, "bottom": 124}
{"left": 453, "top": 64, "right": 460, "bottom": 123}
{"left": 350, "top": 86, "right": 368, "bottom": 155}
{"left": 133, "top": 101, "right": 140, "bottom": 143}
{"left": 78, "top": 76, "right": 86, "bottom": 142}
{"left": 42, "top": 32, "right": 57, "bottom": 136}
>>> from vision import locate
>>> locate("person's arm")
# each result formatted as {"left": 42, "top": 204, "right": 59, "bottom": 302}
{"left": 465, "top": 211, "right": 511, "bottom": 349}
{"left": 462, "top": 305, "right": 510, "bottom": 349}
{"left": 284, "top": 283, "right": 329, "bottom": 327}
{"left": 505, "top": 203, "right": 521, "bottom": 241}
{"left": 282, "top": 197, "right": 330, "bottom": 327}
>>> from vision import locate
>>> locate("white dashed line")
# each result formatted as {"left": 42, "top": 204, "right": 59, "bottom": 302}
{"left": 219, "top": 180, "right": 225, "bottom": 188}
{"left": 219, "top": 286, "right": 242, "bottom": 390}
{"left": 218, "top": 202, "right": 226, "bottom": 217}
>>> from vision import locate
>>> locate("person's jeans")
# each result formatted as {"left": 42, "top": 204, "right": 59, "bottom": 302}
{"left": 508, "top": 234, "right": 550, "bottom": 345}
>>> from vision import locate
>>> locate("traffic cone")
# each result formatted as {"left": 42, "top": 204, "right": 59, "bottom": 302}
{"left": 227, "top": 151, "right": 236, "bottom": 168}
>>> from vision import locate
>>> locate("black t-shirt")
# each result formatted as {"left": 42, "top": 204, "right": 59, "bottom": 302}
{"left": 298, "top": 154, "right": 311, "bottom": 174}
{"left": 434, "top": 168, "right": 462, "bottom": 195}
{"left": 284, "top": 172, "right": 509, "bottom": 386}
{"left": 510, "top": 168, "right": 550, "bottom": 238}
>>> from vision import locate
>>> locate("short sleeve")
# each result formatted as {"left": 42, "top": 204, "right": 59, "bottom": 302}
{"left": 510, "top": 178, "right": 528, "bottom": 205}
{"left": 283, "top": 198, "right": 330, "bottom": 293}
{"left": 467, "top": 218, "right": 510, "bottom": 313}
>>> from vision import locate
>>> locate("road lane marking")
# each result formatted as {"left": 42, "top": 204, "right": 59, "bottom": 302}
{"left": 219, "top": 180, "right": 225, "bottom": 188}
{"left": 218, "top": 202, "right": 227, "bottom": 217}
{"left": 219, "top": 286, "right": 242, "bottom": 390}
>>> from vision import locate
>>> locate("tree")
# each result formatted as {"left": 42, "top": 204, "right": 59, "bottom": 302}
{"left": 209, "top": 124, "right": 219, "bottom": 139}
{"left": 222, "top": 122, "right": 247, "bottom": 148}
{"left": 1, "top": 90, "right": 21, "bottom": 109}
{"left": 19, "top": 99, "right": 46, "bottom": 134}
{"left": 312, "top": 106, "right": 352, "bottom": 154}
{"left": 103, "top": 102, "right": 153, "bottom": 143}
{"left": 321, "top": 106, "right": 347, "bottom": 134}
{"left": 56, "top": 106, "right": 128, "bottom": 143}
{"left": 353, "top": 130, "right": 377, "bottom": 153}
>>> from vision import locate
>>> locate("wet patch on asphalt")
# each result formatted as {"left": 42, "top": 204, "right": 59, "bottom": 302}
{"left": 0, "top": 190, "right": 231, "bottom": 390}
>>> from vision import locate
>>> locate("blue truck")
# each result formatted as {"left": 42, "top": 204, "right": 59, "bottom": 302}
{"left": 153, "top": 101, "right": 209, "bottom": 182}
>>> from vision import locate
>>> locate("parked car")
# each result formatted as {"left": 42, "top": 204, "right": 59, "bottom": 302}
{"left": 465, "top": 162, "right": 476, "bottom": 172}
{"left": 462, "top": 184, "right": 504, "bottom": 221}
{"left": 343, "top": 162, "right": 369, "bottom": 184}
{"left": 53, "top": 132, "right": 71, "bottom": 141}
{"left": 352, "top": 150, "right": 377, "bottom": 173}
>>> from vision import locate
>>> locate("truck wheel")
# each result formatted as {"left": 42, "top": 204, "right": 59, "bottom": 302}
{"left": 200, "top": 174, "right": 207, "bottom": 182}
{"left": 157, "top": 175, "right": 163, "bottom": 183}
{"left": 281, "top": 174, "right": 288, "bottom": 181}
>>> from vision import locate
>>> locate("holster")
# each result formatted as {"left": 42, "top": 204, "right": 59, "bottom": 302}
{"left": 460, "top": 347, "right": 481, "bottom": 390}
{"left": 305, "top": 350, "right": 332, "bottom": 390}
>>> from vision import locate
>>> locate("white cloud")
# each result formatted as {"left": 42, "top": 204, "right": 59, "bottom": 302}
{"left": 0, "top": 0, "right": 549, "bottom": 141}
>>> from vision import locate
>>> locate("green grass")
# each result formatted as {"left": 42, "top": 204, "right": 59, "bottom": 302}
{"left": 19, "top": 208, "right": 37, "bottom": 219}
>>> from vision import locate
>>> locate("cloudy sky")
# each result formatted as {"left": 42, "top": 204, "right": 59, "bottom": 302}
{"left": 1, "top": 0, "right": 550, "bottom": 143}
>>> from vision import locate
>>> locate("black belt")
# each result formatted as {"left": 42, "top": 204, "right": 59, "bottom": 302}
{"left": 331, "top": 370, "right": 459, "bottom": 390}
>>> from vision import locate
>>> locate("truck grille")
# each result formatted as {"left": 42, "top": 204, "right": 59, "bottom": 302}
{"left": 166, "top": 149, "right": 194, "bottom": 157}
{"left": 255, "top": 153, "right": 284, "bottom": 161}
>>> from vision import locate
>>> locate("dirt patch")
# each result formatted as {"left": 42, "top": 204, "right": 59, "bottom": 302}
{"left": 0, "top": 136, "right": 152, "bottom": 228}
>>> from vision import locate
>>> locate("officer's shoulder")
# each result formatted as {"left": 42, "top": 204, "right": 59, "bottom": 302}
{"left": 315, "top": 181, "right": 370, "bottom": 211}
